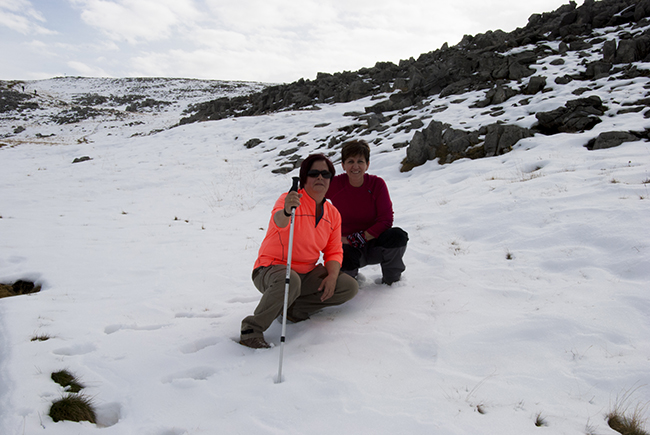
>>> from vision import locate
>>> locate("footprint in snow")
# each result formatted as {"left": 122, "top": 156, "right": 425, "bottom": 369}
{"left": 52, "top": 343, "right": 97, "bottom": 356}
{"left": 409, "top": 338, "right": 438, "bottom": 362}
{"left": 104, "top": 323, "right": 169, "bottom": 334}
{"left": 161, "top": 366, "right": 216, "bottom": 385}
{"left": 179, "top": 336, "right": 221, "bottom": 354}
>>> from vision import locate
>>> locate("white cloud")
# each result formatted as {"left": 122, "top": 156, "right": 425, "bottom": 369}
{"left": 207, "top": 0, "right": 337, "bottom": 31}
{"left": 184, "top": 0, "right": 488, "bottom": 80}
{"left": 0, "top": 0, "right": 44, "bottom": 18}
{"left": 67, "top": 59, "right": 110, "bottom": 76}
{"left": 128, "top": 47, "right": 290, "bottom": 82}
{"left": 0, "top": 0, "right": 55, "bottom": 34}
{"left": 71, "top": 0, "right": 202, "bottom": 43}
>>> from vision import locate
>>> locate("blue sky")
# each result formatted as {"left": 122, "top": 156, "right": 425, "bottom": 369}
{"left": 1, "top": 0, "right": 578, "bottom": 83}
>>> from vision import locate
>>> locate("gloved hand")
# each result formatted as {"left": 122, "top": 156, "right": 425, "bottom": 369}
{"left": 347, "top": 231, "right": 367, "bottom": 248}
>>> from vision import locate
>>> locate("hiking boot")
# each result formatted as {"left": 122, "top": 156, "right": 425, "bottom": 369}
{"left": 285, "top": 311, "right": 309, "bottom": 323}
{"left": 239, "top": 337, "right": 271, "bottom": 349}
{"left": 375, "top": 277, "right": 399, "bottom": 286}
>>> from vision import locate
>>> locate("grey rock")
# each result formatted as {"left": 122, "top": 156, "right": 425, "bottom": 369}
{"left": 535, "top": 96, "right": 605, "bottom": 134}
{"left": 484, "top": 124, "right": 534, "bottom": 157}
{"left": 244, "top": 138, "right": 264, "bottom": 149}
{"left": 586, "top": 131, "right": 639, "bottom": 150}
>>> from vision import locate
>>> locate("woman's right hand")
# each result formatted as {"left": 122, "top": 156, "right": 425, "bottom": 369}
{"left": 275, "top": 191, "right": 302, "bottom": 227}
{"left": 284, "top": 191, "right": 302, "bottom": 214}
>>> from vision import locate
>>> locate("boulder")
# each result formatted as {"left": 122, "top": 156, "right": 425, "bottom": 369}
{"left": 584, "top": 61, "right": 613, "bottom": 79}
{"left": 402, "top": 119, "right": 524, "bottom": 170}
{"left": 634, "top": 0, "right": 650, "bottom": 20}
{"left": 472, "top": 84, "right": 518, "bottom": 108}
{"left": 484, "top": 124, "right": 535, "bottom": 156}
{"left": 404, "top": 120, "right": 446, "bottom": 167}
{"left": 615, "top": 38, "right": 641, "bottom": 64}
{"left": 603, "top": 39, "right": 617, "bottom": 62}
{"left": 534, "top": 96, "right": 605, "bottom": 134}
{"left": 524, "top": 76, "right": 547, "bottom": 95}
{"left": 585, "top": 131, "right": 639, "bottom": 150}
{"left": 244, "top": 138, "right": 263, "bottom": 149}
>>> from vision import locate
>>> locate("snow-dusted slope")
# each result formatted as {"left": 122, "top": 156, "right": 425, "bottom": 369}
{"left": 1, "top": 77, "right": 267, "bottom": 147}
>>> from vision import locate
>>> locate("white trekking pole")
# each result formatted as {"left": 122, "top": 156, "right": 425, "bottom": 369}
{"left": 276, "top": 176, "right": 300, "bottom": 384}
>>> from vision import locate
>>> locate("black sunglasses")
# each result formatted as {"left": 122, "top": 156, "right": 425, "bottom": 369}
{"left": 307, "top": 169, "right": 332, "bottom": 179}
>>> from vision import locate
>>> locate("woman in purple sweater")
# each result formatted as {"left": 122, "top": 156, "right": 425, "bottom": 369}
{"left": 326, "top": 140, "right": 408, "bottom": 285}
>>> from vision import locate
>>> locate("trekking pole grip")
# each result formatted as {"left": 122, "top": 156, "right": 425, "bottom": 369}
{"left": 289, "top": 177, "right": 299, "bottom": 211}
{"left": 290, "top": 177, "right": 299, "bottom": 193}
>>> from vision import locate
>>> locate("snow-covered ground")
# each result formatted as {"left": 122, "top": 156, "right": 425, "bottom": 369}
{"left": 1, "top": 22, "right": 650, "bottom": 435}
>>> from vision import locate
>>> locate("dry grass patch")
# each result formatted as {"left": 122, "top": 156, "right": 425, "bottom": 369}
{"left": 0, "top": 280, "right": 41, "bottom": 299}
{"left": 607, "top": 388, "right": 649, "bottom": 435}
{"left": 535, "top": 412, "right": 548, "bottom": 427}
{"left": 49, "top": 394, "right": 97, "bottom": 424}
{"left": 49, "top": 370, "right": 97, "bottom": 424}
{"left": 51, "top": 370, "right": 85, "bottom": 393}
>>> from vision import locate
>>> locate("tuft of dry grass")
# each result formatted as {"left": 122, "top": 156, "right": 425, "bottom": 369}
{"left": 535, "top": 412, "right": 548, "bottom": 427}
{"left": 608, "top": 412, "right": 649, "bottom": 435}
{"left": 51, "top": 370, "right": 84, "bottom": 393}
{"left": 608, "top": 413, "right": 649, "bottom": 435}
{"left": 0, "top": 280, "right": 41, "bottom": 299}
{"left": 607, "top": 387, "right": 649, "bottom": 435}
{"left": 49, "top": 394, "right": 96, "bottom": 424}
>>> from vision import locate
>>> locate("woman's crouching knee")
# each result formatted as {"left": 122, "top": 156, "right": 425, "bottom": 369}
{"left": 336, "top": 272, "right": 359, "bottom": 302}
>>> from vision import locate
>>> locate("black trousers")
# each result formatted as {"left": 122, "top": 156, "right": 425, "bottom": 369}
{"left": 341, "top": 227, "right": 408, "bottom": 284}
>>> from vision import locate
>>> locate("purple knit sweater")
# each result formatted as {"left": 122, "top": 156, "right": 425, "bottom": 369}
{"left": 326, "top": 173, "right": 394, "bottom": 238}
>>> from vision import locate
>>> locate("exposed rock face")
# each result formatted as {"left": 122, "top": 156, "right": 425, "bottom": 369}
{"left": 534, "top": 96, "right": 606, "bottom": 134}
{"left": 484, "top": 124, "right": 535, "bottom": 157}
{"left": 1, "top": 88, "right": 38, "bottom": 113}
{"left": 403, "top": 120, "right": 534, "bottom": 170}
{"left": 585, "top": 131, "right": 643, "bottom": 149}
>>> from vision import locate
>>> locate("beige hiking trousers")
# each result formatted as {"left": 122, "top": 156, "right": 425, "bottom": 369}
{"left": 240, "top": 264, "right": 358, "bottom": 340}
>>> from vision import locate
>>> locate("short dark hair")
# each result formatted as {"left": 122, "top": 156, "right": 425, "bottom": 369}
{"left": 299, "top": 154, "right": 336, "bottom": 188}
{"left": 341, "top": 140, "right": 370, "bottom": 164}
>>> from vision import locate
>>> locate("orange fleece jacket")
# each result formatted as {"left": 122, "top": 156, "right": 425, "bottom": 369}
{"left": 254, "top": 189, "right": 343, "bottom": 274}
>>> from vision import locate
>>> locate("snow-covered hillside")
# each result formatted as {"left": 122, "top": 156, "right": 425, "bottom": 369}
{"left": 1, "top": 77, "right": 267, "bottom": 146}
{"left": 1, "top": 19, "right": 650, "bottom": 435}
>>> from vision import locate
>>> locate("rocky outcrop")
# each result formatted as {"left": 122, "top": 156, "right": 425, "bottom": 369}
{"left": 534, "top": 96, "right": 606, "bottom": 134}
{"left": 585, "top": 131, "right": 646, "bottom": 149}
{"left": 0, "top": 88, "right": 38, "bottom": 113}
{"left": 484, "top": 124, "right": 535, "bottom": 157}
{"left": 400, "top": 120, "right": 533, "bottom": 170}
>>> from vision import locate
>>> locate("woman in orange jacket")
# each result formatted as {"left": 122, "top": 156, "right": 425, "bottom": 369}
{"left": 240, "top": 154, "right": 359, "bottom": 349}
